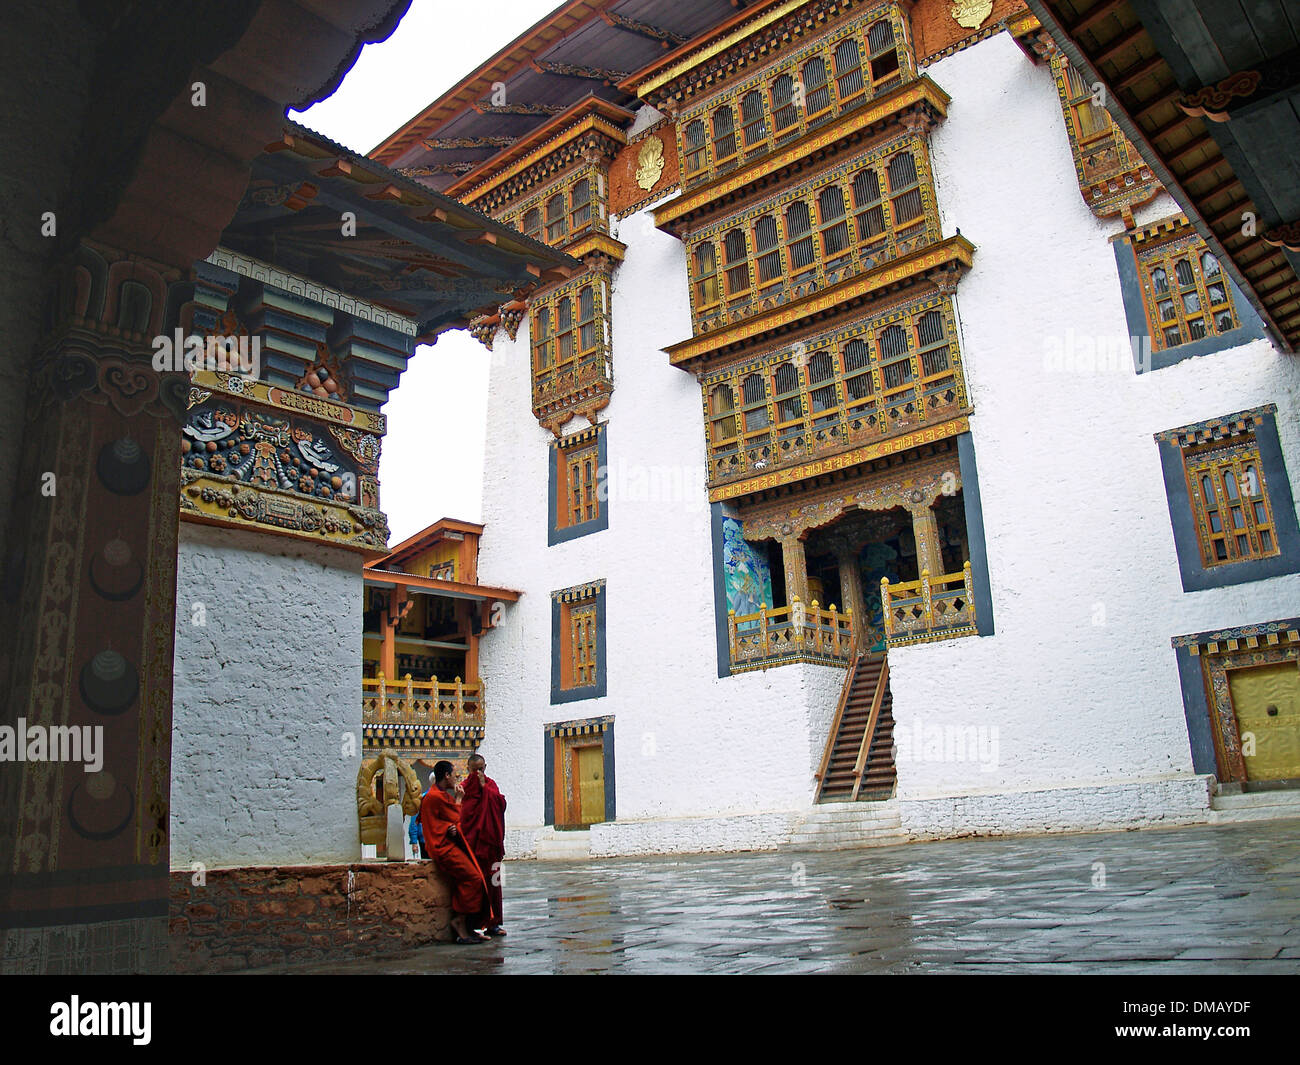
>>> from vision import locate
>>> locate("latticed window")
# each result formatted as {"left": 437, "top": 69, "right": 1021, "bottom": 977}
{"left": 807, "top": 351, "right": 839, "bottom": 425}
{"left": 916, "top": 310, "right": 950, "bottom": 379}
{"left": 878, "top": 323, "right": 913, "bottom": 391}
{"left": 694, "top": 242, "right": 720, "bottom": 307}
{"left": 523, "top": 207, "right": 542, "bottom": 242}
{"left": 1142, "top": 244, "right": 1238, "bottom": 350}
{"left": 1063, "top": 62, "right": 1109, "bottom": 142}
{"left": 566, "top": 447, "right": 599, "bottom": 527}
{"left": 556, "top": 296, "right": 575, "bottom": 362}
{"left": 546, "top": 194, "right": 567, "bottom": 243}
{"left": 818, "top": 185, "right": 850, "bottom": 261}
{"left": 566, "top": 598, "right": 599, "bottom": 688}
{"left": 834, "top": 38, "right": 865, "bottom": 100}
{"left": 786, "top": 201, "right": 815, "bottom": 275}
{"left": 771, "top": 73, "right": 798, "bottom": 133}
{"left": 754, "top": 214, "right": 782, "bottom": 285}
{"left": 712, "top": 105, "right": 738, "bottom": 163}
{"left": 709, "top": 384, "right": 738, "bottom": 450}
{"left": 741, "top": 373, "right": 769, "bottom": 440}
{"left": 773, "top": 362, "right": 802, "bottom": 427}
{"left": 841, "top": 338, "right": 874, "bottom": 409}
{"left": 867, "top": 18, "right": 901, "bottom": 90}
{"left": 803, "top": 56, "right": 831, "bottom": 116}
{"left": 724, "top": 229, "right": 750, "bottom": 296}
{"left": 683, "top": 119, "right": 708, "bottom": 175}
{"left": 570, "top": 178, "right": 592, "bottom": 232}
{"left": 852, "top": 166, "right": 885, "bottom": 244}
{"left": 1185, "top": 436, "right": 1278, "bottom": 566}
{"left": 578, "top": 285, "right": 597, "bottom": 354}
{"left": 741, "top": 91, "right": 767, "bottom": 146}
{"left": 887, "top": 151, "right": 923, "bottom": 226}
{"left": 532, "top": 306, "right": 552, "bottom": 371}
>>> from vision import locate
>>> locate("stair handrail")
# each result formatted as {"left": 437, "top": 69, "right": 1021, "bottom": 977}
{"left": 814, "top": 628, "right": 862, "bottom": 788}
{"left": 851, "top": 656, "right": 890, "bottom": 801}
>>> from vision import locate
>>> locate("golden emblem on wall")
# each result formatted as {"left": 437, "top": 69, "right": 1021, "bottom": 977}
{"left": 950, "top": 0, "right": 993, "bottom": 29}
{"left": 635, "top": 135, "right": 665, "bottom": 191}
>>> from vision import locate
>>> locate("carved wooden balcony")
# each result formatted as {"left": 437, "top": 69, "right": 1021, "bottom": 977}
{"left": 727, "top": 600, "right": 855, "bottom": 673}
{"left": 881, "top": 563, "right": 975, "bottom": 647}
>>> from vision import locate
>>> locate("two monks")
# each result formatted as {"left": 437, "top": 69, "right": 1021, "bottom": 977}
{"left": 418, "top": 755, "right": 507, "bottom": 943}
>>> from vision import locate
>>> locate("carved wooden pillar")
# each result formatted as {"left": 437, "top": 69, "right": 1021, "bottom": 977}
{"left": 780, "top": 534, "right": 809, "bottom": 609}
{"left": 834, "top": 544, "right": 865, "bottom": 625}
{"left": 0, "top": 244, "right": 188, "bottom": 973}
{"left": 381, "top": 585, "right": 409, "bottom": 679}
{"left": 910, "top": 503, "right": 944, "bottom": 577}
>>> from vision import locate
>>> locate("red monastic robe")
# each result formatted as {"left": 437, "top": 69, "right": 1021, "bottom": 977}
{"left": 460, "top": 773, "right": 507, "bottom": 925}
{"left": 420, "top": 785, "right": 491, "bottom": 920}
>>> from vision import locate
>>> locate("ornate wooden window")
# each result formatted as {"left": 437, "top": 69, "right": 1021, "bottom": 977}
{"left": 741, "top": 90, "right": 767, "bottom": 147}
{"left": 841, "top": 337, "right": 875, "bottom": 412}
{"left": 866, "top": 17, "right": 901, "bottom": 92}
{"left": 772, "top": 361, "right": 803, "bottom": 439}
{"left": 712, "top": 105, "right": 738, "bottom": 166}
{"left": 887, "top": 150, "right": 923, "bottom": 226}
{"left": 1140, "top": 243, "right": 1238, "bottom": 351}
{"left": 563, "top": 437, "right": 601, "bottom": 529}
{"left": 709, "top": 384, "right": 739, "bottom": 451}
{"left": 1062, "top": 63, "right": 1109, "bottom": 144}
{"left": 546, "top": 193, "right": 567, "bottom": 243}
{"left": 523, "top": 207, "right": 542, "bottom": 242}
{"left": 1185, "top": 437, "right": 1278, "bottom": 567}
{"left": 697, "top": 296, "right": 966, "bottom": 488}
{"left": 694, "top": 241, "right": 721, "bottom": 308}
{"left": 741, "top": 373, "right": 770, "bottom": 445}
{"left": 684, "top": 119, "right": 708, "bottom": 176}
{"left": 807, "top": 350, "right": 840, "bottom": 425}
{"left": 803, "top": 56, "right": 832, "bottom": 118}
{"left": 578, "top": 285, "right": 597, "bottom": 355}
{"left": 771, "top": 73, "right": 798, "bottom": 135}
{"left": 533, "top": 306, "right": 552, "bottom": 371}
{"left": 570, "top": 178, "right": 593, "bottom": 233}
{"left": 818, "top": 185, "right": 850, "bottom": 263}
{"left": 852, "top": 166, "right": 886, "bottom": 246}
{"left": 550, "top": 421, "right": 608, "bottom": 545}
{"left": 567, "top": 598, "right": 599, "bottom": 688}
{"left": 723, "top": 229, "right": 751, "bottom": 296}
{"left": 556, "top": 296, "right": 575, "bottom": 364}
{"left": 786, "top": 201, "right": 815, "bottom": 276}
{"left": 552, "top": 580, "right": 606, "bottom": 699}
{"left": 754, "top": 213, "right": 783, "bottom": 286}
{"left": 834, "top": 38, "right": 865, "bottom": 101}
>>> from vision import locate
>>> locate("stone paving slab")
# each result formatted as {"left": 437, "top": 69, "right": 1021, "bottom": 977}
{"left": 245, "top": 820, "right": 1300, "bottom": 975}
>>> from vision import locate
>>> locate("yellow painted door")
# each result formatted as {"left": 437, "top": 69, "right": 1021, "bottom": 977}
{"left": 576, "top": 745, "right": 605, "bottom": 825}
{"left": 1229, "top": 662, "right": 1300, "bottom": 781}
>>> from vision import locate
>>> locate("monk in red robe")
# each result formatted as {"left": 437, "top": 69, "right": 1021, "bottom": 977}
{"left": 420, "top": 760, "right": 493, "bottom": 944}
{"left": 459, "top": 753, "right": 507, "bottom": 936}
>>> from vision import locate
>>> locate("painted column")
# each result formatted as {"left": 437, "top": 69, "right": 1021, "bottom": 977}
{"left": 0, "top": 245, "right": 189, "bottom": 974}
{"left": 834, "top": 544, "right": 865, "bottom": 624}
{"left": 780, "top": 534, "right": 809, "bottom": 608}
{"left": 910, "top": 503, "right": 944, "bottom": 578}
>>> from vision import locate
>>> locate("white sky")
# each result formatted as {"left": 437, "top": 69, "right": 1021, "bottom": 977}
{"left": 294, "top": 0, "right": 562, "bottom": 543}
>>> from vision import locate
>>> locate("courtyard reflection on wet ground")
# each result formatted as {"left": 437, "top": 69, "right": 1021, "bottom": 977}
{"left": 250, "top": 820, "right": 1300, "bottom": 974}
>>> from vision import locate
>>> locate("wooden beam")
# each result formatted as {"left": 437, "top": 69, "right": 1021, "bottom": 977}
{"left": 1093, "top": 24, "right": 1148, "bottom": 68}
{"left": 1068, "top": 0, "right": 1126, "bottom": 38}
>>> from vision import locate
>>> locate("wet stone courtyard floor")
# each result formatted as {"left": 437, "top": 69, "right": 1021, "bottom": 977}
{"left": 255, "top": 819, "right": 1300, "bottom": 974}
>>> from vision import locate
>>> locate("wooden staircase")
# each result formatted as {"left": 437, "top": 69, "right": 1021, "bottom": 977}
{"left": 815, "top": 649, "right": 897, "bottom": 802}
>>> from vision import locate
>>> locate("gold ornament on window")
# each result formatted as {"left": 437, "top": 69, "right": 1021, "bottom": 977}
{"left": 635, "top": 135, "right": 665, "bottom": 191}
{"left": 950, "top": 0, "right": 993, "bottom": 30}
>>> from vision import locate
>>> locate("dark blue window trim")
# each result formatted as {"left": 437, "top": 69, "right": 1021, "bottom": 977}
{"left": 550, "top": 584, "right": 607, "bottom": 704}
{"left": 1157, "top": 409, "right": 1300, "bottom": 592}
{"left": 1114, "top": 236, "right": 1267, "bottom": 374}
{"left": 548, "top": 425, "right": 609, "bottom": 546}
{"left": 957, "top": 432, "right": 995, "bottom": 637}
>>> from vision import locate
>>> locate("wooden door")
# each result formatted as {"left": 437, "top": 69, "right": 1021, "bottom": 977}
{"left": 1228, "top": 662, "right": 1300, "bottom": 781}
{"left": 575, "top": 744, "right": 605, "bottom": 825}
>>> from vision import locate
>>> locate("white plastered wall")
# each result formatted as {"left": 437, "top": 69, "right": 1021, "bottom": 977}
{"left": 170, "top": 521, "right": 363, "bottom": 868}
{"left": 887, "top": 33, "right": 1300, "bottom": 836}
{"left": 477, "top": 189, "right": 845, "bottom": 857}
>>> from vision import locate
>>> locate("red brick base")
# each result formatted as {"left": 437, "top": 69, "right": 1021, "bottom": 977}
{"left": 169, "top": 861, "right": 454, "bottom": 972}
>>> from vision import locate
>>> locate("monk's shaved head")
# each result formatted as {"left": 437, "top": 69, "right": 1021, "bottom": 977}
{"left": 433, "top": 760, "right": 454, "bottom": 782}
{"left": 468, "top": 754, "right": 486, "bottom": 770}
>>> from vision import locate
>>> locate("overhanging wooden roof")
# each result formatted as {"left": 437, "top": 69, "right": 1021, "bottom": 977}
{"left": 1025, "top": 0, "right": 1300, "bottom": 352}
